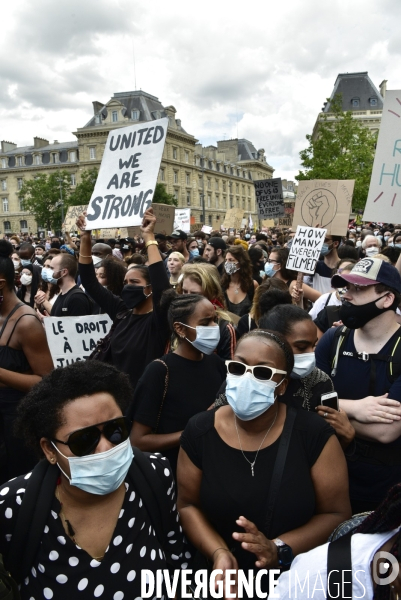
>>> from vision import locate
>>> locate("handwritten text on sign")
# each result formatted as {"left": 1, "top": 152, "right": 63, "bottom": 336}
{"left": 44, "top": 315, "right": 112, "bottom": 368}
{"left": 85, "top": 118, "right": 168, "bottom": 230}
{"left": 254, "top": 178, "right": 284, "bottom": 219}
{"left": 286, "top": 225, "right": 327, "bottom": 275}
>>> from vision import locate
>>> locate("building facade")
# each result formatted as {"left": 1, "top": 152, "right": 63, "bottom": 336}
{"left": 0, "top": 90, "right": 274, "bottom": 234}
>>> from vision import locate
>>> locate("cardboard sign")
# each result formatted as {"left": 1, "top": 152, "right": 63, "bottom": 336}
{"left": 174, "top": 208, "right": 191, "bottom": 232}
{"left": 222, "top": 208, "right": 244, "bottom": 229}
{"left": 286, "top": 225, "right": 327, "bottom": 274}
{"left": 117, "top": 203, "right": 175, "bottom": 238}
{"left": 191, "top": 222, "right": 203, "bottom": 233}
{"left": 85, "top": 118, "right": 168, "bottom": 230}
{"left": 63, "top": 204, "right": 88, "bottom": 232}
{"left": 201, "top": 225, "right": 213, "bottom": 234}
{"left": 261, "top": 219, "right": 275, "bottom": 228}
{"left": 254, "top": 178, "right": 284, "bottom": 219}
{"left": 363, "top": 90, "right": 401, "bottom": 222}
{"left": 293, "top": 180, "right": 354, "bottom": 235}
{"left": 44, "top": 315, "right": 112, "bottom": 368}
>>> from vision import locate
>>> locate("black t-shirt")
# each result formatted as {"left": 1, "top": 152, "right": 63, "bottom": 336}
{"left": 316, "top": 326, "right": 401, "bottom": 506}
{"left": 236, "top": 314, "right": 257, "bottom": 340}
{"left": 181, "top": 408, "right": 333, "bottom": 578}
{"left": 79, "top": 261, "right": 170, "bottom": 391}
{"left": 51, "top": 285, "right": 92, "bottom": 317}
{"left": 133, "top": 353, "right": 226, "bottom": 473}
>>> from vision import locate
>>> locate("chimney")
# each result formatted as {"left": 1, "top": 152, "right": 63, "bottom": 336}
{"left": 379, "top": 80, "right": 387, "bottom": 99}
{"left": 1, "top": 141, "right": 17, "bottom": 152}
{"left": 93, "top": 101, "right": 104, "bottom": 115}
{"left": 53, "top": 140, "right": 59, "bottom": 145}
{"left": 33, "top": 136, "right": 49, "bottom": 149}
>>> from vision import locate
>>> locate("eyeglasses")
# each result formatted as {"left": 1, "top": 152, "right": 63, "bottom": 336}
{"left": 225, "top": 360, "right": 286, "bottom": 381}
{"left": 52, "top": 417, "right": 130, "bottom": 457}
{"left": 344, "top": 283, "right": 370, "bottom": 292}
{"left": 266, "top": 259, "right": 279, "bottom": 264}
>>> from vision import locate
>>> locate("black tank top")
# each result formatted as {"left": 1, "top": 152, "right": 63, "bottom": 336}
{"left": 0, "top": 303, "right": 38, "bottom": 373}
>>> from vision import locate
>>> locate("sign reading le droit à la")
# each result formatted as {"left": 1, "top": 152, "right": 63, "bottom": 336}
{"left": 44, "top": 315, "right": 112, "bottom": 368}
{"left": 85, "top": 118, "right": 168, "bottom": 230}
{"left": 363, "top": 90, "right": 401, "bottom": 222}
{"left": 286, "top": 225, "right": 327, "bottom": 275}
{"left": 254, "top": 178, "right": 284, "bottom": 219}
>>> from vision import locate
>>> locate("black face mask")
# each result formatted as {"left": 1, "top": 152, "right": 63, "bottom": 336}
{"left": 121, "top": 285, "right": 151, "bottom": 309}
{"left": 339, "top": 295, "right": 394, "bottom": 329}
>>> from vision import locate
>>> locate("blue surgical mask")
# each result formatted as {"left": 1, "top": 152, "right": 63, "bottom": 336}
{"left": 320, "top": 243, "right": 331, "bottom": 256}
{"left": 178, "top": 323, "right": 220, "bottom": 354}
{"left": 52, "top": 438, "right": 133, "bottom": 495}
{"left": 291, "top": 353, "right": 316, "bottom": 379}
{"left": 395, "top": 244, "right": 401, "bottom": 250}
{"left": 20, "top": 259, "right": 32, "bottom": 267}
{"left": 264, "top": 262, "right": 278, "bottom": 277}
{"left": 226, "top": 373, "right": 283, "bottom": 421}
{"left": 190, "top": 248, "right": 200, "bottom": 257}
{"left": 42, "top": 267, "right": 59, "bottom": 285}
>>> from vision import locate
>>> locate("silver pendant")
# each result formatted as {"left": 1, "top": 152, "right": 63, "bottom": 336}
{"left": 251, "top": 465, "right": 254, "bottom": 476}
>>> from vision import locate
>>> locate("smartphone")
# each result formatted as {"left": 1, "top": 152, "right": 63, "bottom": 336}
{"left": 321, "top": 391, "right": 339, "bottom": 411}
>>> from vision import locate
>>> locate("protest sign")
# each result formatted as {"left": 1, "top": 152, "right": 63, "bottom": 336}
{"left": 174, "top": 208, "right": 191, "bottom": 232}
{"left": 119, "top": 203, "right": 175, "bottom": 238}
{"left": 191, "top": 222, "right": 203, "bottom": 233}
{"left": 44, "top": 315, "right": 112, "bottom": 368}
{"left": 292, "top": 180, "right": 354, "bottom": 235}
{"left": 254, "top": 178, "right": 284, "bottom": 219}
{"left": 363, "top": 90, "right": 401, "bottom": 222}
{"left": 278, "top": 202, "right": 295, "bottom": 227}
{"left": 85, "top": 117, "right": 168, "bottom": 230}
{"left": 63, "top": 204, "right": 88, "bottom": 232}
{"left": 201, "top": 225, "right": 213, "bottom": 234}
{"left": 286, "top": 225, "right": 327, "bottom": 274}
{"left": 222, "top": 208, "right": 244, "bottom": 229}
{"left": 261, "top": 219, "right": 275, "bottom": 228}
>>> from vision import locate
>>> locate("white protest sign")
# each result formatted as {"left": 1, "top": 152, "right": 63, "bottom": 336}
{"left": 201, "top": 225, "right": 213, "bottom": 234}
{"left": 44, "top": 315, "right": 112, "bottom": 368}
{"left": 85, "top": 118, "right": 168, "bottom": 230}
{"left": 174, "top": 208, "right": 191, "bottom": 232}
{"left": 363, "top": 90, "right": 401, "bottom": 222}
{"left": 254, "top": 178, "right": 284, "bottom": 219}
{"left": 286, "top": 225, "right": 327, "bottom": 275}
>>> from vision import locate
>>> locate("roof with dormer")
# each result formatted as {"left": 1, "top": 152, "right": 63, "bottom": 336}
{"left": 323, "top": 72, "right": 384, "bottom": 112}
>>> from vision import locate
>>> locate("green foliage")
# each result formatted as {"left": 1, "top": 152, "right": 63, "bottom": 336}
{"left": 19, "top": 171, "right": 75, "bottom": 230}
{"left": 152, "top": 183, "right": 178, "bottom": 206}
{"left": 296, "top": 95, "right": 377, "bottom": 211}
{"left": 68, "top": 168, "right": 98, "bottom": 206}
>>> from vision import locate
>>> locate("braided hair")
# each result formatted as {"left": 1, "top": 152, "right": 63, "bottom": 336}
{"left": 160, "top": 288, "right": 207, "bottom": 336}
{"left": 237, "top": 328, "right": 294, "bottom": 375}
{"left": 355, "top": 483, "right": 401, "bottom": 599}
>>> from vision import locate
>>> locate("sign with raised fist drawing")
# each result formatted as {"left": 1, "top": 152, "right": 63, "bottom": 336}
{"left": 292, "top": 180, "right": 354, "bottom": 235}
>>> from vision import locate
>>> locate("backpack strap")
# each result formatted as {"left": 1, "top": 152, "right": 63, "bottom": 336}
{"left": 327, "top": 532, "right": 352, "bottom": 599}
{"left": 6, "top": 460, "right": 59, "bottom": 583}
{"left": 330, "top": 326, "right": 349, "bottom": 377}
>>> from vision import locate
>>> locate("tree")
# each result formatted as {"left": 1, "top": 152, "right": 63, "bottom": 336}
{"left": 19, "top": 171, "right": 74, "bottom": 231}
{"left": 152, "top": 183, "right": 178, "bottom": 206}
{"left": 296, "top": 95, "right": 377, "bottom": 211}
{"left": 68, "top": 167, "right": 98, "bottom": 206}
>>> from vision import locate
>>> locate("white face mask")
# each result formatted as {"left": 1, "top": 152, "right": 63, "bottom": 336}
{"left": 365, "top": 247, "right": 379, "bottom": 257}
{"left": 12, "top": 260, "right": 20, "bottom": 269}
{"left": 92, "top": 255, "right": 103, "bottom": 266}
{"left": 291, "top": 352, "right": 316, "bottom": 379}
{"left": 20, "top": 273, "right": 33, "bottom": 286}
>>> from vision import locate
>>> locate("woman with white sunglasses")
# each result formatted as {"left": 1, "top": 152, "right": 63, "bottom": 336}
{"left": 177, "top": 329, "right": 350, "bottom": 599}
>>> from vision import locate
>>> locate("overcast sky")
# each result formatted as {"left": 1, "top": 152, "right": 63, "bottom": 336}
{"left": 1, "top": 0, "right": 401, "bottom": 180}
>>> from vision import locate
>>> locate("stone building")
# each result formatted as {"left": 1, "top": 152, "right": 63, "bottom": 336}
{"left": 312, "top": 72, "right": 386, "bottom": 140}
{"left": 0, "top": 90, "right": 274, "bottom": 234}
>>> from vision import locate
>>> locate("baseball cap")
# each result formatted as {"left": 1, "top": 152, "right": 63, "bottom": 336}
{"left": 168, "top": 230, "right": 188, "bottom": 240}
{"left": 207, "top": 237, "right": 227, "bottom": 251}
{"left": 331, "top": 257, "right": 401, "bottom": 293}
{"left": 155, "top": 233, "right": 167, "bottom": 241}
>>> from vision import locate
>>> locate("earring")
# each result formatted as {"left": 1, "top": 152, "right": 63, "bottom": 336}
{"left": 51, "top": 457, "right": 55, "bottom": 463}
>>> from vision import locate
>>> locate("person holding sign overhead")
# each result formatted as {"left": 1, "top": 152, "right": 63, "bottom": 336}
{"left": 76, "top": 208, "right": 170, "bottom": 391}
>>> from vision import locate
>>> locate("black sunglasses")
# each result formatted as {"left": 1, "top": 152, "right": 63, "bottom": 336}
{"left": 52, "top": 417, "right": 130, "bottom": 457}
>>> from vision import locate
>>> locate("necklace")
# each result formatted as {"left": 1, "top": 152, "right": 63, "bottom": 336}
{"left": 55, "top": 486, "right": 105, "bottom": 561}
{"left": 234, "top": 405, "right": 278, "bottom": 476}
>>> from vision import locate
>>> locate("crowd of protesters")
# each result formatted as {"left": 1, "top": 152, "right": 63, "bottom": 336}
{"left": 0, "top": 214, "right": 400, "bottom": 599}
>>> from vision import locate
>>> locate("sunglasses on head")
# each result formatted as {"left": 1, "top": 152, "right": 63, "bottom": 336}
{"left": 52, "top": 416, "right": 130, "bottom": 457}
{"left": 226, "top": 360, "right": 286, "bottom": 382}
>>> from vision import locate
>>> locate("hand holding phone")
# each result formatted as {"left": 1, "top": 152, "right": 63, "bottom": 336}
{"left": 321, "top": 391, "right": 339, "bottom": 411}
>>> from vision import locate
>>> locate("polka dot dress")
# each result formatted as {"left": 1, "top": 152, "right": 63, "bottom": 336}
{"left": 0, "top": 453, "right": 190, "bottom": 599}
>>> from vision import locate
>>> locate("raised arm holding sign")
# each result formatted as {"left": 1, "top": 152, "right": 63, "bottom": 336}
{"left": 286, "top": 226, "right": 327, "bottom": 305}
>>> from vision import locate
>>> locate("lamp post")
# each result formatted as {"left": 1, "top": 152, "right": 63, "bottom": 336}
{"left": 56, "top": 173, "right": 64, "bottom": 229}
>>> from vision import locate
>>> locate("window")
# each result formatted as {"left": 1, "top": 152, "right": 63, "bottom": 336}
{"left": 172, "top": 147, "right": 178, "bottom": 160}
{"left": 19, "top": 197, "right": 24, "bottom": 211}
{"left": 248, "top": 199, "right": 251, "bottom": 211}
{"left": 20, "top": 220, "right": 28, "bottom": 231}
{"left": 174, "top": 171, "right": 179, "bottom": 184}
{"left": 209, "top": 161, "right": 213, "bottom": 170}
{"left": 208, "top": 214, "right": 213, "bottom": 225}
{"left": 207, "top": 178, "right": 211, "bottom": 190}
{"left": 200, "top": 214, "right": 204, "bottom": 223}
{"left": 95, "top": 114, "right": 102, "bottom": 124}
{"left": 236, "top": 198, "right": 239, "bottom": 208}
{"left": 215, "top": 179, "right": 219, "bottom": 190}
{"left": 223, "top": 181, "right": 226, "bottom": 192}
{"left": 351, "top": 98, "right": 360, "bottom": 108}
{"left": 236, "top": 183, "right": 239, "bottom": 193}
{"left": 186, "top": 173, "right": 190, "bottom": 186}
{"left": 131, "top": 110, "right": 139, "bottom": 120}
{"left": 230, "top": 197, "right": 234, "bottom": 209}
{"left": 223, "top": 196, "right": 227, "bottom": 209}
{"left": 70, "top": 151, "right": 77, "bottom": 163}
{"left": 112, "top": 111, "right": 118, "bottom": 122}
{"left": 17, "top": 156, "right": 23, "bottom": 167}
{"left": 1, "top": 180, "right": 6, "bottom": 191}
{"left": 173, "top": 189, "right": 179, "bottom": 200}
{"left": 215, "top": 195, "right": 219, "bottom": 208}
{"left": 2, "top": 198, "right": 9, "bottom": 213}
{"left": 34, "top": 155, "right": 41, "bottom": 165}
{"left": 159, "top": 168, "right": 165, "bottom": 182}
{"left": 186, "top": 191, "right": 191, "bottom": 206}
{"left": 207, "top": 195, "right": 211, "bottom": 208}
{"left": 17, "top": 178, "right": 23, "bottom": 190}
{"left": 1, "top": 158, "right": 6, "bottom": 168}
{"left": 369, "top": 98, "right": 378, "bottom": 107}
{"left": 242, "top": 198, "right": 246, "bottom": 209}
{"left": 89, "top": 147, "right": 96, "bottom": 160}
{"left": 4, "top": 221, "right": 11, "bottom": 233}
{"left": 184, "top": 151, "right": 189, "bottom": 164}
{"left": 70, "top": 174, "right": 76, "bottom": 186}
{"left": 52, "top": 153, "right": 58, "bottom": 164}
{"left": 248, "top": 185, "right": 251, "bottom": 194}
{"left": 199, "top": 193, "right": 203, "bottom": 207}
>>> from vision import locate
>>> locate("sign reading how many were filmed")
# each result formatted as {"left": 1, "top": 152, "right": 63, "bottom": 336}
{"left": 254, "top": 178, "right": 284, "bottom": 219}
{"left": 85, "top": 117, "right": 168, "bottom": 230}
{"left": 286, "top": 225, "right": 327, "bottom": 275}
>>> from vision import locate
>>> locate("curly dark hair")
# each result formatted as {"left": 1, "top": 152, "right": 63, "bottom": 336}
{"left": 14, "top": 361, "right": 133, "bottom": 457}
{"left": 221, "top": 245, "right": 254, "bottom": 294}
{"left": 97, "top": 256, "right": 127, "bottom": 296}
{"left": 237, "top": 328, "right": 294, "bottom": 374}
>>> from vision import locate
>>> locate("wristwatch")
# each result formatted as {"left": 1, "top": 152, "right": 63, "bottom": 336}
{"left": 273, "top": 538, "right": 294, "bottom": 570}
